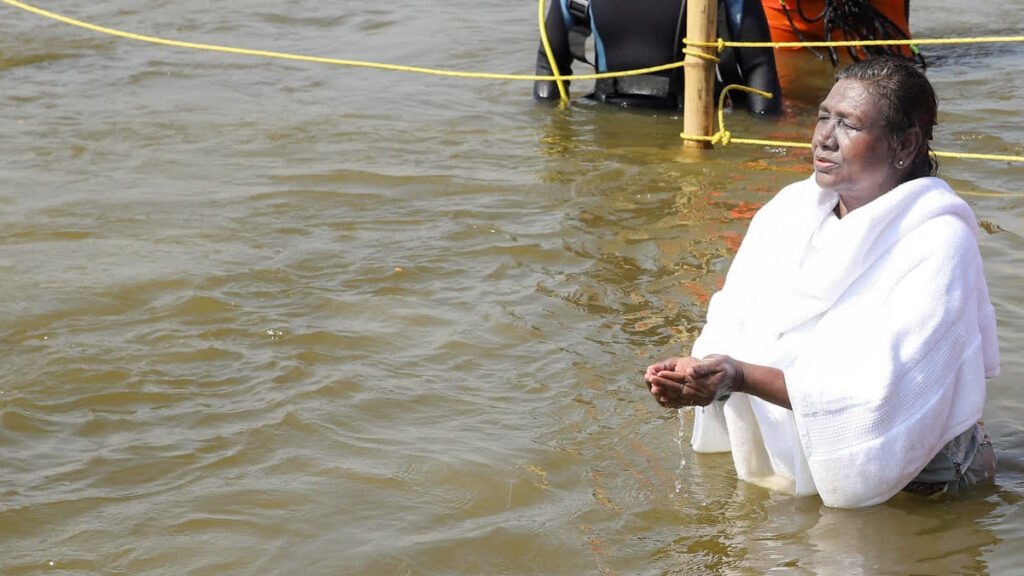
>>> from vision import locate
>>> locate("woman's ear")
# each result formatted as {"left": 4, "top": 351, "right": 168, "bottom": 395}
{"left": 895, "top": 126, "right": 923, "bottom": 168}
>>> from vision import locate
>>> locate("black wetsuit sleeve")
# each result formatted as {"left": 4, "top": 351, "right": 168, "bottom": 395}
{"left": 534, "top": 2, "right": 573, "bottom": 100}
{"left": 734, "top": 0, "right": 782, "bottom": 115}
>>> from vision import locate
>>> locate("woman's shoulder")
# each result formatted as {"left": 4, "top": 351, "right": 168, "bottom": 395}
{"left": 891, "top": 192, "right": 982, "bottom": 272}
{"left": 904, "top": 209, "right": 979, "bottom": 254}
{"left": 898, "top": 177, "right": 980, "bottom": 240}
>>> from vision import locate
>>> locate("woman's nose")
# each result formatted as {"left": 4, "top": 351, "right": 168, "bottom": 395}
{"left": 813, "top": 122, "right": 837, "bottom": 150}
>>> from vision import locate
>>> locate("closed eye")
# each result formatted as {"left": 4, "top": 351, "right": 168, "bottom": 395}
{"left": 839, "top": 118, "right": 861, "bottom": 131}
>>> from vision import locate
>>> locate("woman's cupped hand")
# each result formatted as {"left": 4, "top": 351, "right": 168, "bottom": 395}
{"left": 643, "top": 354, "right": 744, "bottom": 408}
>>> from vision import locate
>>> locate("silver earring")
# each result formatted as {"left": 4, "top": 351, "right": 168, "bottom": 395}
{"left": 897, "top": 160, "right": 905, "bottom": 168}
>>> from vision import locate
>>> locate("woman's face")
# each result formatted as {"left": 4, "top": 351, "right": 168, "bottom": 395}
{"left": 812, "top": 79, "right": 902, "bottom": 210}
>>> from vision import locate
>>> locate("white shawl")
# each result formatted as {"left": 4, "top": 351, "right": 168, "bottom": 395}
{"left": 689, "top": 175, "right": 999, "bottom": 508}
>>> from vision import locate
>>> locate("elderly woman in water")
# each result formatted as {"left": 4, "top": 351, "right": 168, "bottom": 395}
{"left": 643, "top": 55, "right": 999, "bottom": 508}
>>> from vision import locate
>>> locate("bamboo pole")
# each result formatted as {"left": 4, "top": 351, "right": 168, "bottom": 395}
{"left": 682, "top": 0, "right": 717, "bottom": 149}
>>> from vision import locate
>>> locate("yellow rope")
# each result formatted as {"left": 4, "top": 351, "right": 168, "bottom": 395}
{"left": 4, "top": 0, "right": 1022, "bottom": 163}
{"left": 933, "top": 150, "right": 1024, "bottom": 163}
{"left": 959, "top": 189, "right": 1024, "bottom": 198}
{"left": 9, "top": 0, "right": 1017, "bottom": 83}
{"left": 537, "top": 0, "right": 569, "bottom": 105}
{"left": 681, "top": 48, "right": 721, "bottom": 64}
{"left": 681, "top": 84, "right": 792, "bottom": 147}
{"left": 0, "top": 0, "right": 682, "bottom": 82}
{"left": 680, "top": 85, "right": 1024, "bottom": 164}
{"left": 682, "top": 99, "right": 1024, "bottom": 163}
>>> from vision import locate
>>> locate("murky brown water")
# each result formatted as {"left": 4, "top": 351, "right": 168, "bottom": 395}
{"left": 2, "top": 1, "right": 1022, "bottom": 574}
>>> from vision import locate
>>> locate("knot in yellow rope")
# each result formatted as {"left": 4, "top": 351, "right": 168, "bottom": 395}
{"left": 681, "top": 47, "right": 721, "bottom": 63}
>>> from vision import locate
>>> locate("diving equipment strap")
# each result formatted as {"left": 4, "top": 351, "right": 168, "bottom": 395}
{"left": 565, "top": 0, "right": 593, "bottom": 66}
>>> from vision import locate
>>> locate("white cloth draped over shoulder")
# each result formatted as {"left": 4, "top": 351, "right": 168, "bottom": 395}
{"left": 689, "top": 175, "right": 1000, "bottom": 508}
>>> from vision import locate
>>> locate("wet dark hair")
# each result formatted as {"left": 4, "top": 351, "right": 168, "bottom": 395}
{"left": 835, "top": 55, "right": 938, "bottom": 177}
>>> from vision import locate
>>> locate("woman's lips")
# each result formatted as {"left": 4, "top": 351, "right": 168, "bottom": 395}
{"left": 814, "top": 157, "right": 837, "bottom": 172}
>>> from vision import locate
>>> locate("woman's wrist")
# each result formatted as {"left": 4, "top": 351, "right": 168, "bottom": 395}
{"left": 707, "top": 357, "right": 730, "bottom": 402}
{"left": 735, "top": 360, "right": 748, "bottom": 395}
{"left": 714, "top": 358, "right": 746, "bottom": 402}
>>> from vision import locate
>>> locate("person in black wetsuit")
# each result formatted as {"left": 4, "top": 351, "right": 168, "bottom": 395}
{"left": 534, "top": 0, "right": 782, "bottom": 114}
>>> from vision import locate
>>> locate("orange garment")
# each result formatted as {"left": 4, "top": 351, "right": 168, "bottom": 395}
{"left": 762, "top": 0, "right": 911, "bottom": 55}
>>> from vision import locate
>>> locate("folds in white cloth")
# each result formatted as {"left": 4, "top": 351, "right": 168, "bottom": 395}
{"left": 688, "top": 175, "right": 1000, "bottom": 508}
